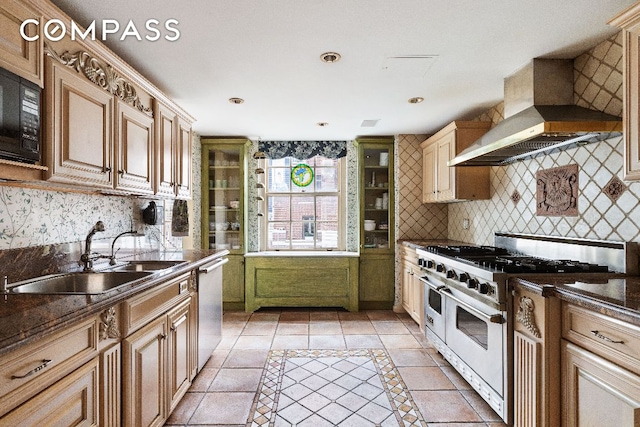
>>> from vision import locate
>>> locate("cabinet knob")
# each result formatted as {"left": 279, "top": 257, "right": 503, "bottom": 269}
{"left": 104, "top": 167, "right": 112, "bottom": 173}
{"left": 118, "top": 169, "right": 125, "bottom": 175}
{"left": 158, "top": 333, "right": 167, "bottom": 340}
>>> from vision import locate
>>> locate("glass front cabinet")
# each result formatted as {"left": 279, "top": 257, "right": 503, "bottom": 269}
{"left": 356, "top": 137, "right": 395, "bottom": 309}
{"left": 201, "top": 138, "right": 248, "bottom": 310}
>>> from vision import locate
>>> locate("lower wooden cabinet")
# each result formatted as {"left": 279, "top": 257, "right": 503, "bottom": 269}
{"left": 561, "top": 302, "right": 640, "bottom": 427}
{"left": 0, "top": 357, "right": 99, "bottom": 426}
{"left": 223, "top": 254, "right": 245, "bottom": 310}
{"left": 123, "top": 294, "right": 196, "bottom": 427}
{"left": 359, "top": 254, "right": 394, "bottom": 310}
{"left": 562, "top": 341, "right": 640, "bottom": 426}
{"left": 401, "top": 246, "right": 423, "bottom": 328}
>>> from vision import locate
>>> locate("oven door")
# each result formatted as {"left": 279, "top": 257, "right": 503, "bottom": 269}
{"left": 442, "top": 290, "right": 505, "bottom": 395}
{"left": 420, "top": 275, "right": 445, "bottom": 341}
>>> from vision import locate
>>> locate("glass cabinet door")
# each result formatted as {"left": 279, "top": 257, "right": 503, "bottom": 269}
{"left": 203, "top": 145, "right": 244, "bottom": 252}
{"left": 361, "top": 144, "right": 394, "bottom": 251}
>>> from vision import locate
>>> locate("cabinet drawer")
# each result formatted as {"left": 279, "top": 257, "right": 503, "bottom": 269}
{"left": 562, "top": 303, "right": 640, "bottom": 374}
{"left": 0, "top": 357, "right": 99, "bottom": 426}
{"left": 0, "top": 318, "right": 98, "bottom": 416}
{"left": 123, "top": 273, "right": 191, "bottom": 336}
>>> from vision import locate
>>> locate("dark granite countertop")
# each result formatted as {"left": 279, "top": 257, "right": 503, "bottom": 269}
{"left": 511, "top": 274, "right": 640, "bottom": 326}
{"left": 0, "top": 249, "right": 228, "bottom": 357}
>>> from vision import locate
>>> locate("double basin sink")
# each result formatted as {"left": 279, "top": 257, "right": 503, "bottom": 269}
{"left": 8, "top": 260, "right": 187, "bottom": 295}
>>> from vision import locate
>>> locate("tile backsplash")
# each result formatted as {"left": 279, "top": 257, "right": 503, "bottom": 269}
{"left": 449, "top": 32, "right": 640, "bottom": 246}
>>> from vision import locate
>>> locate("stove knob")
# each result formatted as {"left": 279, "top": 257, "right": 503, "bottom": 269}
{"left": 418, "top": 258, "right": 425, "bottom": 267}
{"left": 479, "top": 283, "right": 490, "bottom": 294}
{"left": 446, "top": 270, "right": 456, "bottom": 279}
{"left": 426, "top": 260, "right": 434, "bottom": 269}
{"left": 436, "top": 264, "right": 445, "bottom": 273}
{"left": 467, "top": 278, "right": 478, "bottom": 289}
{"left": 459, "top": 273, "right": 469, "bottom": 282}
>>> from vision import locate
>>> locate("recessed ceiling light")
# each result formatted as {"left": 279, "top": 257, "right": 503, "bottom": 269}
{"left": 408, "top": 97, "right": 424, "bottom": 104}
{"left": 229, "top": 97, "right": 244, "bottom": 104}
{"left": 317, "top": 122, "right": 329, "bottom": 127}
{"left": 320, "top": 52, "right": 341, "bottom": 63}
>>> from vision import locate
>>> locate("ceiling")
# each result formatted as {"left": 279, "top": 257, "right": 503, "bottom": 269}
{"left": 50, "top": 0, "right": 636, "bottom": 141}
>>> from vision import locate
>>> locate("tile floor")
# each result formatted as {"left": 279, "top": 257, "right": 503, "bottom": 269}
{"left": 165, "top": 309, "right": 508, "bottom": 427}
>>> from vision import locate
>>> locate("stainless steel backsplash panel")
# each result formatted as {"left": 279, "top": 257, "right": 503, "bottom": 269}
{"left": 494, "top": 232, "right": 638, "bottom": 274}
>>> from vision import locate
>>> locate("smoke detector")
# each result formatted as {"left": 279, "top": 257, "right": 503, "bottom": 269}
{"left": 320, "top": 52, "right": 341, "bottom": 63}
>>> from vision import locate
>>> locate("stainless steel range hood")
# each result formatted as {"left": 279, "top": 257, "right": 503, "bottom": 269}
{"left": 448, "top": 59, "right": 622, "bottom": 167}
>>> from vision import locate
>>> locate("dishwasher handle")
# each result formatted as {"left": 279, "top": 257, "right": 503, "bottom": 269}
{"left": 199, "top": 258, "right": 229, "bottom": 273}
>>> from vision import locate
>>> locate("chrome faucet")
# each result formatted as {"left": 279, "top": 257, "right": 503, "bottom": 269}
{"left": 80, "top": 221, "right": 107, "bottom": 271}
{"left": 109, "top": 230, "right": 143, "bottom": 265}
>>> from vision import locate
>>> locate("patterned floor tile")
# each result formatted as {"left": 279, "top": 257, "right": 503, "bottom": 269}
{"left": 247, "top": 349, "right": 427, "bottom": 427}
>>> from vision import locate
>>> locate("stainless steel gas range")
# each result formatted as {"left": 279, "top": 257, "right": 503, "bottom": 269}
{"left": 416, "top": 232, "right": 637, "bottom": 424}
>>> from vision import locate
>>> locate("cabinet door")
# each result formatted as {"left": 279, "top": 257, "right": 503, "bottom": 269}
{"left": 223, "top": 254, "right": 245, "bottom": 308}
{"left": 176, "top": 117, "right": 192, "bottom": 199}
{"left": 116, "top": 101, "right": 154, "bottom": 194}
{"left": 422, "top": 143, "right": 437, "bottom": 203}
{"left": 123, "top": 316, "right": 167, "bottom": 427}
{"left": 0, "top": 0, "right": 41, "bottom": 85}
{"left": 436, "top": 132, "right": 455, "bottom": 200}
{"left": 359, "top": 254, "right": 394, "bottom": 309}
{"left": 167, "top": 298, "right": 192, "bottom": 414}
{"left": 410, "top": 266, "right": 423, "bottom": 325}
{"left": 0, "top": 358, "right": 99, "bottom": 427}
{"left": 401, "top": 262, "right": 412, "bottom": 314}
{"left": 45, "top": 57, "right": 113, "bottom": 188}
{"left": 562, "top": 340, "right": 640, "bottom": 427}
{"left": 155, "top": 101, "right": 177, "bottom": 197}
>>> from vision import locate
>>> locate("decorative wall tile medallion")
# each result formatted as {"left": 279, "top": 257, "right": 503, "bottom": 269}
{"left": 603, "top": 175, "right": 627, "bottom": 202}
{"left": 536, "top": 164, "right": 579, "bottom": 216}
{"left": 511, "top": 189, "right": 521, "bottom": 205}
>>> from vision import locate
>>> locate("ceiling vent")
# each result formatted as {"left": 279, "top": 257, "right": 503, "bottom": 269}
{"left": 361, "top": 119, "right": 379, "bottom": 127}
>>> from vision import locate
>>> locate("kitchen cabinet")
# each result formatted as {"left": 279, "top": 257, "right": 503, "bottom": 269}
{"left": 0, "top": 316, "right": 98, "bottom": 419}
{"left": 401, "top": 245, "right": 424, "bottom": 328}
{"left": 561, "top": 302, "right": 640, "bottom": 426}
{"left": 0, "top": 0, "right": 42, "bottom": 86}
{"left": 201, "top": 138, "right": 248, "bottom": 310}
{"left": 122, "top": 272, "right": 196, "bottom": 427}
{"left": 0, "top": 357, "right": 99, "bottom": 426}
{"left": 511, "top": 283, "right": 561, "bottom": 427}
{"left": 420, "top": 121, "right": 491, "bottom": 203}
{"left": 44, "top": 55, "right": 114, "bottom": 189}
{"left": 611, "top": 4, "right": 640, "bottom": 180}
{"left": 155, "top": 101, "right": 194, "bottom": 199}
{"left": 356, "top": 137, "right": 395, "bottom": 310}
{"left": 115, "top": 100, "right": 155, "bottom": 194}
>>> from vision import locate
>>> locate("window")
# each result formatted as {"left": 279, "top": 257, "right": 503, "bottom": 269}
{"left": 262, "top": 155, "right": 345, "bottom": 250}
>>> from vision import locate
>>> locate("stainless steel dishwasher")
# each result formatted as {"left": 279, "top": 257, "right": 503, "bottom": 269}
{"left": 197, "top": 256, "right": 228, "bottom": 371}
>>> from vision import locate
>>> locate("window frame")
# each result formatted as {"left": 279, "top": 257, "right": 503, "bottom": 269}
{"left": 259, "top": 155, "right": 346, "bottom": 251}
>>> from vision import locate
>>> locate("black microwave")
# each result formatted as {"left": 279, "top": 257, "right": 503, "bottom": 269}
{"left": 0, "top": 67, "right": 41, "bottom": 163}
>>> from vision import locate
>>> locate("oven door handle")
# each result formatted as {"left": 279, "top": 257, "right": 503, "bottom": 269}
{"left": 441, "top": 291, "right": 504, "bottom": 324}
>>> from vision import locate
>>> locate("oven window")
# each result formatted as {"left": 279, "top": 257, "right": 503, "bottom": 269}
{"left": 456, "top": 306, "right": 488, "bottom": 349}
{"left": 428, "top": 288, "right": 442, "bottom": 314}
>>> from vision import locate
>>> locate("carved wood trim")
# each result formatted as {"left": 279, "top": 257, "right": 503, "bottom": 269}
{"left": 516, "top": 296, "right": 542, "bottom": 338}
{"left": 99, "top": 306, "right": 121, "bottom": 340}
{"left": 44, "top": 43, "right": 153, "bottom": 117}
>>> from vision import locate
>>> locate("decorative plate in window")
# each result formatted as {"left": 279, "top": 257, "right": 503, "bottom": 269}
{"left": 291, "top": 164, "right": 314, "bottom": 187}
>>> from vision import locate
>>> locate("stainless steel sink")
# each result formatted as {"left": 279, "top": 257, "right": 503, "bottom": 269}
{"left": 9, "top": 271, "right": 152, "bottom": 294}
{"left": 111, "top": 260, "right": 187, "bottom": 272}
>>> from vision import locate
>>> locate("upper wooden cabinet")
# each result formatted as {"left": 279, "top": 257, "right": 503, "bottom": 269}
{"left": 421, "top": 121, "right": 491, "bottom": 203}
{"left": 154, "top": 101, "right": 192, "bottom": 199}
{"left": 0, "top": 0, "right": 42, "bottom": 86}
{"left": 45, "top": 56, "right": 114, "bottom": 189}
{"left": 116, "top": 100, "right": 155, "bottom": 195}
{"left": 611, "top": 4, "right": 640, "bottom": 180}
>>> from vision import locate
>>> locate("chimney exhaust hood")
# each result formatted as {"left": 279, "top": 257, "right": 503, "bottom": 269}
{"left": 448, "top": 59, "right": 622, "bottom": 167}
